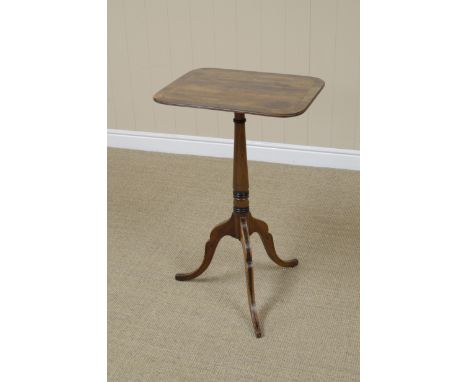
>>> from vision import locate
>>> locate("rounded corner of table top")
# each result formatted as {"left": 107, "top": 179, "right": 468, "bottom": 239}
{"left": 263, "top": 77, "right": 325, "bottom": 118}
{"left": 152, "top": 93, "right": 166, "bottom": 107}
{"left": 152, "top": 92, "right": 165, "bottom": 105}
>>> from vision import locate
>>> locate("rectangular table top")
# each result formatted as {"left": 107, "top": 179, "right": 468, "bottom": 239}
{"left": 153, "top": 68, "right": 324, "bottom": 118}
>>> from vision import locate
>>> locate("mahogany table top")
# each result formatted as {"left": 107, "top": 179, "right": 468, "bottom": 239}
{"left": 153, "top": 68, "right": 324, "bottom": 118}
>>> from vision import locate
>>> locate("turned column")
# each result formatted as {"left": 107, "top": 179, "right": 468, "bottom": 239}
{"left": 233, "top": 112, "right": 249, "bottom": 218}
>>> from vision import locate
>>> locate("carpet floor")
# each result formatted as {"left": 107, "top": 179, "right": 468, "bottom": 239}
{"left": 108, "top": 148, "right": 360, "bottom": 381}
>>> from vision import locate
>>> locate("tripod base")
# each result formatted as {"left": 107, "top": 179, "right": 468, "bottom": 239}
{"left": 175, "top": 212, "right": 298, "bottom": 338}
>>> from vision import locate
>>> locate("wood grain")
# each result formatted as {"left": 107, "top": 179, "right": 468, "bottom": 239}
{"left": 153, "top": 68, "right": 324, "bottom": 118}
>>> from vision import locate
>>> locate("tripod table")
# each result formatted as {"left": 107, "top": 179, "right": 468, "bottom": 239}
{"left": 153, "top": 68, "right": 324, "bottom": 338}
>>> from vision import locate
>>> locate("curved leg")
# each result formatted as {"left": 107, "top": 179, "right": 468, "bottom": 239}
{"left": 175, "top": 214, "right": 235, "bottom": 281}
{"left": 250, "top": 215, "right": 298, "bottom": 268}
{"left": 240, "top": 216, "right": 262, "bottom": 338}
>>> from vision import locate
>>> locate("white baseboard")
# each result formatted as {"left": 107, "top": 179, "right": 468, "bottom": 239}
{"left": 107, "top": 129, "right": 360, "bottom": 171}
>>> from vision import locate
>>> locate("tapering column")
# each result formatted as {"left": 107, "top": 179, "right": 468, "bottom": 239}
{"left": 232, "top": 112, "right": 249, "bottom": 216}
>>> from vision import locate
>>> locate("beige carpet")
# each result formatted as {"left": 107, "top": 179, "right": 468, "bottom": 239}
{"left": 108, "top": 148, "right": 359, "bottom": 382}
